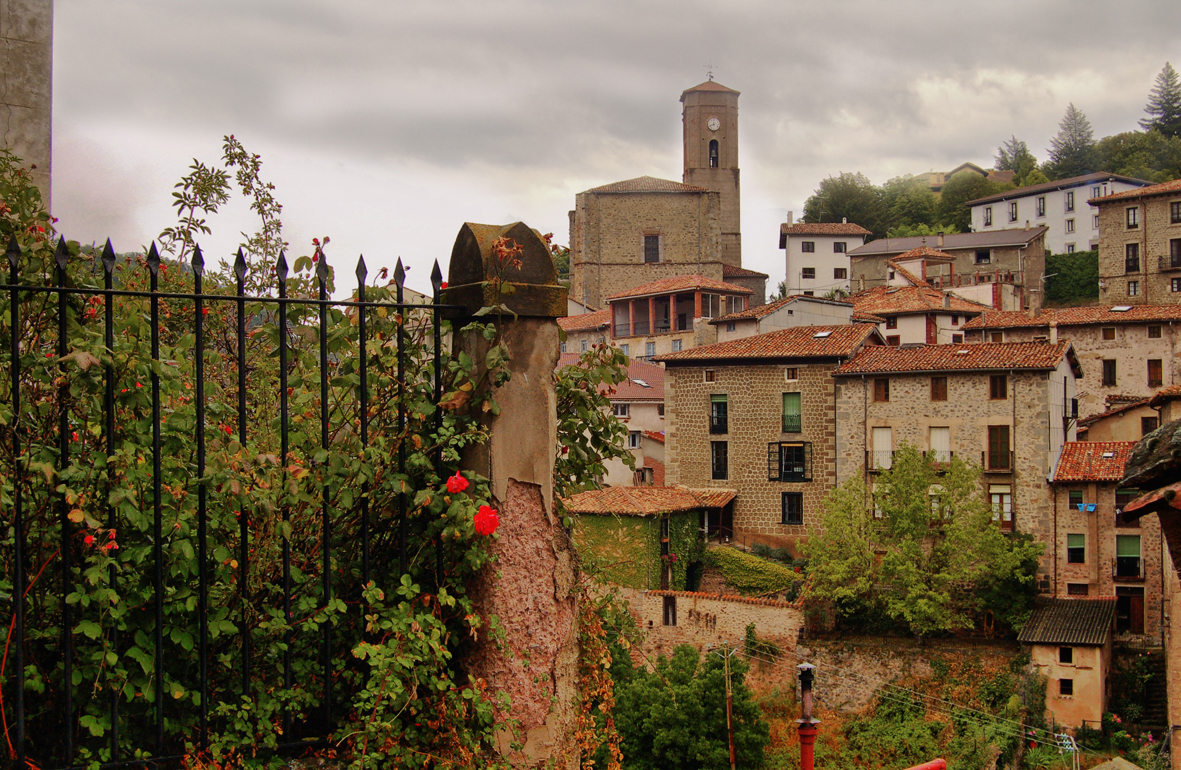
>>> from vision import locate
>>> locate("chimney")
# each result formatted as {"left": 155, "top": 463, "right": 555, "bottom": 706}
{"left": 942, "top": 293, "right": 950, "bottom": 310}
{"left": 842, "top": 216, "right": 848, "bottom": 224}
{"left": 1049, "top": 320, "right": 1058, "bottom": 345}
{"left": 786, "top": 210, "right": 794, "bottom": 226}
{"left": 1025, "top": 219, "right": 1030, "bottom": 231}
{"left": 937, "top": 232, "right": 944, "bottom": 248}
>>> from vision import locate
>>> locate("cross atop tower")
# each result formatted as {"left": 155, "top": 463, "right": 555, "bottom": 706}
{"left": 704, "top": 62, "right": 716, "bottom": 81}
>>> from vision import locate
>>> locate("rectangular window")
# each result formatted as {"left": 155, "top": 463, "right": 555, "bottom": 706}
{"left": 704, "top": 369, "right": 714, "bottom": 382}
{"left": 990, "top": 483, "right": 1013, "bottom": 528}
{"left": 952, "top": 333, "right": 963, "bottom": 344}
{"left": 560, "top": 341, "right": 566, "bottom": 353}
{"left": 983, "top": 207, "right": 993, "bottom": 227}
{"left": 627, "top": 431, "right": 640, "bottom": 449}
{"left": 1127, "top": 207, "right": 1139, "bottom": 229}
{"left": 1065, "top": 191, "right": 1075, "bottom": 212}
{"left": 1102, "top": 327, "right": 1116, "bottom": 340}
{"left": 1128, "top": 280, "right": 1140, "bottom": 297}
{"left": 1117, "top": 587, "right": 1145, "bottom": 633}
{"left": 801, "top": 267, "right": 816, "bottom": 279}
{"left": 782, "top": 392, "right": 802, "bottom": 433}
{"left": 657, "top": 403, "right": 665, "bottom": 417}
{"left": 663, "top": 595, "right": 677, "bottom": 626}
{"left": 1067, "top": 583, "right": 1089, "bottom": 596}
{"left": 1142, "top": 416, "right": 1159, "bottom": 437}
{"left": 874, "top": 378, "right": 890, "bottom": 402}
{"left": 1093, "top": 214, "right": 1100, "bottom": 229}
{"left": 1066, "top": 244, "right": 1076, "bottom": 254}
{"left": 1102, "top": 359, "right": 1117, "bottom": 386}
{"left": 989, "top": 374, "right": 1008, "bottom": 400}
{"left": 620, "top": 343, "right": 629, "bottom": 356}
{"left": 785, "top": 367, "right": 799, "bottom": 381}
{"left": 711, "top": 441, "right": 728, "bottom": 480}
{"left": 672, "top": 339, "right": 683, "bottom": 352}
{"left": 886, "top": 335, "right": 900, "bottom": 346}
{"left": 1149, "top": 325, "right": 1162, "bottom": 338}
{"left": 1149, "top": 359, "right": 1163, "bottom": 388}
{"left": 581, "top": 339, "right": 588, "bottom": 352}
{"left": 929, "top": 426, "right": 950, "bottom": 463}
{"left": 801, "top": 241, "right": 815, "bottom": 253}
{"left": 645, "top": 341, "right": 656, "bottom": 358}
{"left": 768, "top": 441, "right": 813, "bottom": 482}
{"left": 1126, "top": 243, "right": 1140, "bottom": 273}
{"left": 976, "top": 249, "right": 991, "bottom": 264}
{"left": 1060, "top": 679, "right": 1074, "bottom": 697}
{"left": 987, "top": 426, "right": 1011, "bottom": 470}
{"left": 1068, "top": 489, "right": 1083, "bottom": 508}
{"left": 1065, "top": 218, "right": 1075, "bottom": 233}
{"left": 1037, "top": 196, "right": 1046, "bottom": 217}
{"left": 1116, "top": 535, "right": 1142, "bottom": 578}
{"left": 931, "top": 376, "right": 947, "bottom": 401}
{"left": 834, "top": 267, "right": 847, "bottom": 279}
{"left": 1173, "top": 201, "right": 1181, "bottom": 224}
{"left": 644, "top": 234, "right": 660, "bottom": 263}
{"left": 872, "top": 427, "right": 893, "bottom": 470}
{"left": 885, "top": 317, "right": 898, "bottom": 329}
{"left": 1008, "top": 201, "right": 1018, "bottom": 222}
{"left": 782, "top": 492, "right": 804, "bottom": 525}
{"left": 1173, "top": 278, "right": 1181, "bottom": 293}
{"left": 1171, "top": 238, "right": 1181, "bottom": 268}
{"left": 613, "top": 403, "right": 630, "bottom": 418}
{"left": 833, "top": 242, "right": 847, "bottom": 253}
{"left": 990, "top": 331, "right": 1004, "bottom": 343}
{"left": 1060, "top": 647, "right": 1073, "bottom": 665}
{"left": 1067, "top": 533, "right": 1085, "bottom": 564}
{"left": 709, "top": 394, "right": 728, "bottom": 434}
{"left": 1093, "top": 186, "right": 1102, "bottom": 198}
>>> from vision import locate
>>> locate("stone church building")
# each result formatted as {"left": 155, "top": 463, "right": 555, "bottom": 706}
{"left": 568, "top": 79, "right": 766, "bottom": 310}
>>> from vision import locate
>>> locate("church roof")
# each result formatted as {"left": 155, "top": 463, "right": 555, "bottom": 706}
{"left": 583, "top": 176, "right": 708, "bottom": 195}
{"left": 681, "top": 80, "right": 740, "bottom": 96}
{"left": 722, "top": 264, "right": 769, "bottom": 279}
{"left": 606, "top": 274, "right": 753, "bottom": 301}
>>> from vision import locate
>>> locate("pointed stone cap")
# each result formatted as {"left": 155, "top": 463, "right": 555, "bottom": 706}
{"left": 444, "top": 221, "right": 566, "bottom": 319}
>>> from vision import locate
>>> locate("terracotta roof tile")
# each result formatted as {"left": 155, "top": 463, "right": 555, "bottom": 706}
{"left": 687, "top": 488, "right": 737, "bottom": 507}
{"left": 894, "top": 246, "right": 957, "bottom": 263}
{"left": 606, "top": 274, "right": 753, "bottom": 301}
{"left": 962, "top": 304, "right": 1181, "bottom": 330}
{"left": 584, "top": 176, "right": 708, "bottom": 195}
{"left": 1092, "top": 176, "right": 1181, "bottom": 203}
{"left": 564, "top": 486, "right": 704, "bottom": 516}
{"left": 836, "top": 341, "right": 1075, "bottom": 375}
{"left": 642, "top": 430, "right": 665, "bottom": 444}
{"left": 851, "top": 312, "right": 887, "bottom": 323}
{"left": 709, "top": 294, "right": 853, "bottom": 324}
{"left": 643, "top": 457, "right": 665, "bottom": 486}
{"left": 850, "top": 285, "right": 991, "bottom": 317}
{"left": 1149, "top": 384, "right": 1181, "bottom": 408}
{"left": 682, "top": 80, "right": 740, "bottom": 95}
{"left": 557, "top": 308, "right": 611, "bottom": 332}
{"left": 1017, "top": 598, "right": 1116, "bottom": 646}
{"left": 967, "top": 172, "right": 1152, "bottom": 206}
{"left": 885, "top": 260, "right": 932, "bottom": 288}
{"left": 722, "top": 263, "right": 770, "bottom": 279}
{"left": 1077, "top": 400, "right": 1150, "bottom": 428}
{"left": 610, "top": 361, "right": 665, "bottom": 401}
{"left": 1052, "top": 441, "right": 1137, "bottom": 482}
{"left": 648, "top": 589, "right": 799, "bottom": 609}
{"left": 779, "top": 221, "right": 873, "bottom": 236}
{"left": 850, "top": 227, "right": 1047, "bottom": 256}
{"left": 655, "top": 324, "right": 880, "bottom": 363}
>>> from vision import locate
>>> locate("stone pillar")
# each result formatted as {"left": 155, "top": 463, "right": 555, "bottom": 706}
{"left": 1, "top": 0, "right": 53, "bottom": 204}
{"left": 444, "top": 221, "right": 577, "bottom": 768}
{"left": 628, "top": 299, "right": 635, "bottom": 337}
{"left": 648, "top": 296, "right": 656, "bottom": 335}
{"left": 695, "top": 290, "right": 702, "bottom": 318}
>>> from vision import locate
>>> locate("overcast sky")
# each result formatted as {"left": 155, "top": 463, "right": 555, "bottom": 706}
{"left": 51, "top": 0, "right": 1181, "bottom": 294}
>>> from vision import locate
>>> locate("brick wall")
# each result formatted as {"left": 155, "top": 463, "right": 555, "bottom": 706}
{"left": 666, "top": 362, "right": 838, "bottom": 544}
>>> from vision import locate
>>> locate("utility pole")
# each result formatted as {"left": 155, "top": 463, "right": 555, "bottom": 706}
{"left": 709, "top": 643, "right": 739, "bottom": 770}
{"left": 797, "top": 662, "right": 820, "bottom": 770}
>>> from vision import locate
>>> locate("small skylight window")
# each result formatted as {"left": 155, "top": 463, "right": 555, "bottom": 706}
{"left": 632, "top": 379, "right": 650, "bottom": 388}
{"left": 955, "top": 349, "right": 971, "bottom": 355}
{"left": 813, "top": 331, "right": 833, "bottom": 338}
{"left": 1101, "top": 452, "right": 1116, "bottom": 458}
{"left": 1111, "top": 306, "right": 1133, "bottom": 312}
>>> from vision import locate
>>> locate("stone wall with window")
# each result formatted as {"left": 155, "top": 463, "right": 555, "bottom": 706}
{"left": 1050, "top": 482, "right": 1164, "bottom": 644}
{"left": 1097, "top": 192, "right": 1181, "bottom": 306}
{"left": 664, "top": 362, "right": 838, "bottom": 545}
{"left": 835, "top": 363, "right": 1077, "bottom": 582}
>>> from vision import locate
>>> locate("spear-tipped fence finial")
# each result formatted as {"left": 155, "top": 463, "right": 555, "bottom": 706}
{"left": 55, "top": 236, "right": 69, "bottom": 272}
{"left": 315, "top": 246, "right": 330, "bottom": 282}
{"left": 191, "top": 244, "right": 205, "bottom": 276}
{"left": 431, "top": 260, "right": 443, "bottom": 294}
{"left": 233, "top": 248, "right": 247, "bottom": 283}
{"left": 7, "top": 235, "right": 21, "bottom": 269}
{"left": 355, "top": 255, "right": 367, "bottom": 285}
{"left": 101, "top": 239, "right": 116, "bottom": 274}
{"left": 146, "top": 242, "right": 160, "bottom": 275}
{"left": 393, "top": 258, "right": 405, "bottom": 289}
{"left": 276, "top": 250, "right": 288, "bottom": 284}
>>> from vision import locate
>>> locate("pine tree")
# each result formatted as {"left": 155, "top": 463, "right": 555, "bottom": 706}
{"left": 1140, "top": 62, "right": 1181, "bottom": 139}
{"left": 995, "top": 136, "right": 1039, "bottom": 186}
{"left": 1045, "top": 103, "right": 1099, "bottom": 180}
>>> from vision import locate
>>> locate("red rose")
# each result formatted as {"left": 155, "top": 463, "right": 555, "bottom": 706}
{"left": 223, "top": 425, "right": 232, "bottom": 436}
{"left": 84, "top": 535, "right": 95, "bottom": 546}
{"left": 440, "top": 281, "right": 448, "bottom": 289}
{"left": 202, "top": 307, "right": 210, "bottom": 316}
{"left": 108, "top": 530, "right": 116, "bottom": 540}
{"left": 474, "top": 505, "right": 499, "bottom": 537}
{"left": 71, "top": 431, "right": 79, "bottom": 442}
{"left": 446, "top": 471, "right": 469, "bottom": 494}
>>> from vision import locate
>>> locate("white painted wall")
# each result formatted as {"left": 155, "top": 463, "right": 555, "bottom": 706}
{"left": 783, "top": 235, "right": 856, "bottom": 295}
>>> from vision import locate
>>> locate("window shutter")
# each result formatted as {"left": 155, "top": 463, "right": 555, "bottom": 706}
{"left": 768, "top": 442, "right": 780, "bottom": 481}
{"left": 1116, "top": 535, "right": 1141, "bottom": 557}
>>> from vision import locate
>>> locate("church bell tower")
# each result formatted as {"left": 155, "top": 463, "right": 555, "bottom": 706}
{"left": 682, "top": 79, "right": 741, "bottom": 266}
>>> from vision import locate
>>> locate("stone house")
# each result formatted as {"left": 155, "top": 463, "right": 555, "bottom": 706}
{"left": 1076, "top": 397, "right": 1157, "bottom": 442}
{"left": 1093, "top": 177, "right": 1181, "bottom": 306}
{"left": 655, "top": 324, "right": 884, "bottom": 549}
{"left": 833, "top": 342, "right": 1081, "bottom": 580}
{"left": 961, "top": 304, "right": 1181, "bottom": 418}
{"left": 558, "top": 308, "right": 610, "bottom": 355}
{"left": 1019, "top": 598, "right": 1116, "bottom": 729}
{"left": 1050, "top": 441, "right": 1164, "bottom": 645}
{"left": 849, "top": 227, "right": 1048, "bottom": 312}
{"left": 778, "top": 217, "right": 872, "bottom": 296}
{"left": 607, "top": 274, "right": 752, "bottom": 360}
{"left": 967, "top": 172, "right": 1151, "bottom": 255}
{"left": 916, "top": 162, "right": 1015, "bottom": 193}
{"left": 848, "top": 281, "right": 991, "bottom": 346}
{"left": 710, "top": 294, "right": 855, "bottom": 344}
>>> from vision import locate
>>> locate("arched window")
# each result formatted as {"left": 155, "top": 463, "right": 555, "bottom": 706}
{"left": 709, "top": 140, "right": 719, "bottom": 168}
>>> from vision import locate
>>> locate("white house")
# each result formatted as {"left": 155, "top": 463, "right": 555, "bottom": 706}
{"left": 709, "top": 294, "right": 856, "bottom": 343}
{"left": 967, "top": 173, "right": 1151, "bottom": 255}
{"left": 779, "top": 215, "right": 872, "bottom": 296}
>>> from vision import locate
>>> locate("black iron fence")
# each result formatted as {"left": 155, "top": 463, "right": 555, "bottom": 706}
{"left": 1, "top": 236, "right": 460, "bottom": 768}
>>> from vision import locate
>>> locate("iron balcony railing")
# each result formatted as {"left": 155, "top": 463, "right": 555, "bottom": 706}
{"left": 867, "top": 449, "right": 894, "bottom": 470}
{"left": 1159, "top": 255, "right": 1181, "bottom": 271}
{"left": 781, "top": 414, "right": 802, "bottom": 433}
{"left": 982, "top": 450, "right": 1012, "bottom": 472}
{"left": 924, "top": 450, "right": 955, "bottom": 464}
{"left": 1114, "top": 557, "right": 1144, "bottom": 580}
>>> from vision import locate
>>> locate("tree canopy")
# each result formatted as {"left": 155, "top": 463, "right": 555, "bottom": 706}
{"left": 801, "top": 445, "right": 1043, "bottom": 637}
{"left": 938, "top": 170, "right": 1009, "bottom": 231}
{"left": 1097, "top": 129, "right": 1181, "bottom": 183}
{"left": 994, "top": 135, "right": 1040, "bottom": 186}
{"left": 1141, "top": 62, "right": 1181, "bottom": 139}
{"left": 1045, "top": 103, "right": 1100, "bottom": 180}
{"left": 801, "top": 171, "right": 888, "bottom": 236}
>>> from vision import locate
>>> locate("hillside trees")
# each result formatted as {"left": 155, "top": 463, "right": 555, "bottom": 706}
{"left": 1141, "top": 62, "right": 1181, "bottom": 139}
{"left": 938, "top": 170, "right": 1008, "bottom": 231}
{"left": 801, "top": 445, "right": 1043, "bottom": 637}
{"left": 994, "top": 135, "right": 1040, "bottom": 186}
{"left": 1045, "top": 103, "right": 1100, "bottom": 180}
{"left": 801, "top": 172, "right": 888, "bottom": 237}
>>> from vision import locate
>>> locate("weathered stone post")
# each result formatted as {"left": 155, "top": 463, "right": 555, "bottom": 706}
{"left": 444, "top": 222, "right": 578, "bottom": 767}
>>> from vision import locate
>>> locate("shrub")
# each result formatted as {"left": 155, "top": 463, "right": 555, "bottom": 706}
{"left": 707, "top": 546, "right": 800, "bottom": 595}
